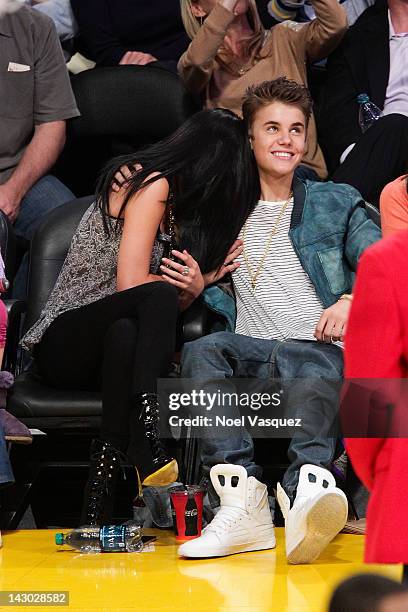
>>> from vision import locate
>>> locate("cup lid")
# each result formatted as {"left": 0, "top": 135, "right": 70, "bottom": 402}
{"left": 169, "top": 486, "right": 187, "bottom": 496}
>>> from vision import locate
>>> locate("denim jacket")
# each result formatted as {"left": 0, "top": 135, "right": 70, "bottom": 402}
{"left": 203, "top": 178, "right": 381, "bottom": 331}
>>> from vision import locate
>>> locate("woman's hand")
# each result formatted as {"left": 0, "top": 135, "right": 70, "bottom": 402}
{"left": 219, "top": 0, "right": 245, "bottom": 14}
{"left": 161, "top": 249, "right": 205, "bottom": 311}
{"left": 203, "top": 239, "right": 243, "bottom": 286}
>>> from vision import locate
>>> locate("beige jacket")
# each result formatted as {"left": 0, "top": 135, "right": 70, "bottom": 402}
{"left": 178, "top": 1, "right": 348, "bottom": 178}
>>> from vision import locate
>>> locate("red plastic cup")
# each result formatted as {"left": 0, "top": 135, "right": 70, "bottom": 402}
{"left": 169, "top": 485, "right": 204, "bottom": 541}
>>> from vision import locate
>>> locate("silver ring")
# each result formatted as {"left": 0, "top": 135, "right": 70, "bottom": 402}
{"left": 182, "top": 266, "right": 190, "bottom": 276}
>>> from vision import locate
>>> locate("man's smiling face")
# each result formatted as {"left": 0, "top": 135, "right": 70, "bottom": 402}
{"left": 249, "top": 101, "right": 307, "bottom": 180}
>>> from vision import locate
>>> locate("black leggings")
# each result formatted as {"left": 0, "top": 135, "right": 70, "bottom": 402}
{"left": 36, "top": 282, "right": 179, "bottom": 451}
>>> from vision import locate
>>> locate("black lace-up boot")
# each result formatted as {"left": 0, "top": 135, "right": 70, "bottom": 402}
{"left": 128, "top": 392, "right": 178, "bottom": 488}
{"left": 80, "top": 439, "right": 123, "bottom": 526}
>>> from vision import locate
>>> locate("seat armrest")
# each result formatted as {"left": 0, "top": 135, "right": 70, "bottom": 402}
{"left": 181, "top": 296, "right": 208, "bottom": 343}
{"left": 4, "top": 299, "right": 27, "bottom": 318}
{"left": 3, "top": 299, "right": 27, "bottom": 375}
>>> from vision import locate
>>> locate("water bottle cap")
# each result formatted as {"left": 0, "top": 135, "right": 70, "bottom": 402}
{"left": 55, "top": 533, "right": 64, "bottom": 545}
{"left": 357, "top": 93, "right": 370, "bottom": 104}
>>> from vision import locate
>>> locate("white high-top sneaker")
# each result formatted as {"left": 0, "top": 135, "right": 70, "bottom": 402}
{"left": 178, "top": 464, "right": 276, "bottom": 558}
{"left": 276, "top": 464, "right": 348, "bottom": 564}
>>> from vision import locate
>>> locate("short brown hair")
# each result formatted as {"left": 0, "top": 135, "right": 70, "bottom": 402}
{"left": 242, "top": 77, "right": 313, "bottom": 130}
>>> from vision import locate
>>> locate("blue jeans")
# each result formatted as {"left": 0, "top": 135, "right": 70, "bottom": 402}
{"left": 12, "top": 175, "right": 75, "bottom": 299}
{"left": 134, "top": 482, "right": 184, "bottom": 528}
{"left": 181, "top": 331, "right": 343, "bottom": 501}
{"left": 0, "top": 421, "right": 14, "bottom": 488}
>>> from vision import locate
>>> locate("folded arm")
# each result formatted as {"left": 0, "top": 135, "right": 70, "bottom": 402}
{"left": 70, "top": 0, "right": 127, "bottom": 65}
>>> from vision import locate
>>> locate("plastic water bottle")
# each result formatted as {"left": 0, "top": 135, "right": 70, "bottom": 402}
{"left": 357, "top": 93, "right": 383, "bottom": 133}
{"left": 55, "top": 522, "right": 143, "bottom": 553}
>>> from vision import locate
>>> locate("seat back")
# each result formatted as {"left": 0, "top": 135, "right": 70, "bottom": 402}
{"left": 70, "top": 65, "right": 199, "bottom": 140}
{"left": 24, "top": 196, "right": 94, "bottom": 333}
{"left": 56, "top": 66, "right": 200, "bottom": 195}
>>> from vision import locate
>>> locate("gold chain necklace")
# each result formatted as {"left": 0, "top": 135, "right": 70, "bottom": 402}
{"left": 242, "top": 192, "right": 293, "bottom": 290}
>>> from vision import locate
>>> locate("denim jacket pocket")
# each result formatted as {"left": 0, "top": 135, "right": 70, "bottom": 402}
{"left": 317, "top": 245, "right": 350, "bottom": 296}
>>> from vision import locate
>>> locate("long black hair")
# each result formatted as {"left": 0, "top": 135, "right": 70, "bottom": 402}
{"left": 96, "top": 108, "right": 260, "bottom": 274}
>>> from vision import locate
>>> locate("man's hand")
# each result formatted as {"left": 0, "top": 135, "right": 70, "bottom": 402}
{"left": 314, "top": 298, "right": 352, "bottom": 343}
{"left": 0, "top": 184, "right": 21, "bottom": 223}
{"left": 111, "top": 163, "right": 142, "bottom": 193}
{"left": 203, "top": 239, "right": 243, "bottom": 286}
{"left": 2, "top": 121, "right": 66, "bottom": 221}
{"left": 119, "top": 51, "right": 157, "bottom": 65}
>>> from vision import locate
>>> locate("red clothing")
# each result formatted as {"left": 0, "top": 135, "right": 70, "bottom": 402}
{"left": 380, "top": 176, "right": 408, "bottom": 239}
{"left": 344, "top": 231, "right": 408, "bottom": 563}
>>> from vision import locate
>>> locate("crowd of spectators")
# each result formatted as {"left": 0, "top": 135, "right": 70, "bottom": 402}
{"left": 321, "top": 0, "right": 408, "bottom": 203}
{"left": 70, "top": 0, "right": 190, "bottom": 70}
{"left": 0, "top": 0, "right": 407, "bottom": 587}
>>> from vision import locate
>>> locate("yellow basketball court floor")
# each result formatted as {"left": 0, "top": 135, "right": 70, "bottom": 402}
{"left": 0, "top": 528, "right": 401, "bottom": 611}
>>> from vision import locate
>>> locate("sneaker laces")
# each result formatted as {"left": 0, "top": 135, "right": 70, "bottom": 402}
{"left": 203, "top": 505, "right": 247, "bottom": 537}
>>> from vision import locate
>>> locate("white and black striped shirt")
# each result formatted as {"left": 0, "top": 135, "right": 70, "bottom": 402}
{"left": 233, "top": 198, "right": 324, "bottom": 341}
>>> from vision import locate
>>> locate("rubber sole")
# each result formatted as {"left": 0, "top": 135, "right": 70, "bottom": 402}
{"left": 5, "top": 435, "right": 32, "bottom": 445}
{"left": 179, "top": 533, "right": 276, "bottom": 559}
{"left": 287, "top": 493, "right": 348, "bottom": 564}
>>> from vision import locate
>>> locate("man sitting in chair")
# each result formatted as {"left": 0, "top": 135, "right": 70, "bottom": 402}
{"left": 0, "top": 2, "right": 79, "bottom": 298}
{"left": 179, "top": 77, "right": 381, "bottom": 564}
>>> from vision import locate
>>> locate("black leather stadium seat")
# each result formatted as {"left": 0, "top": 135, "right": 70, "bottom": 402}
{"left": 7, "top": 196, "right": 97, "bottom": 428}
{"left": 56, "top": 65, "right": 200, "bottom": 196}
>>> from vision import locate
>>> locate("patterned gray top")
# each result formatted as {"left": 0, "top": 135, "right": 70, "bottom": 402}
{"left": 21, "top": 203, "right": 171, "bottom": 352}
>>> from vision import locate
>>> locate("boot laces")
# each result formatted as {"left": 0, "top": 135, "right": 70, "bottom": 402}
{"left": 89, "top": 444, "right": 126, "bottom": 496}
{"left": 204, "top": 506, "right": 247, "bottom": 536}
{"left": 139, "top": 394, "right": 171, "bottom": 463}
